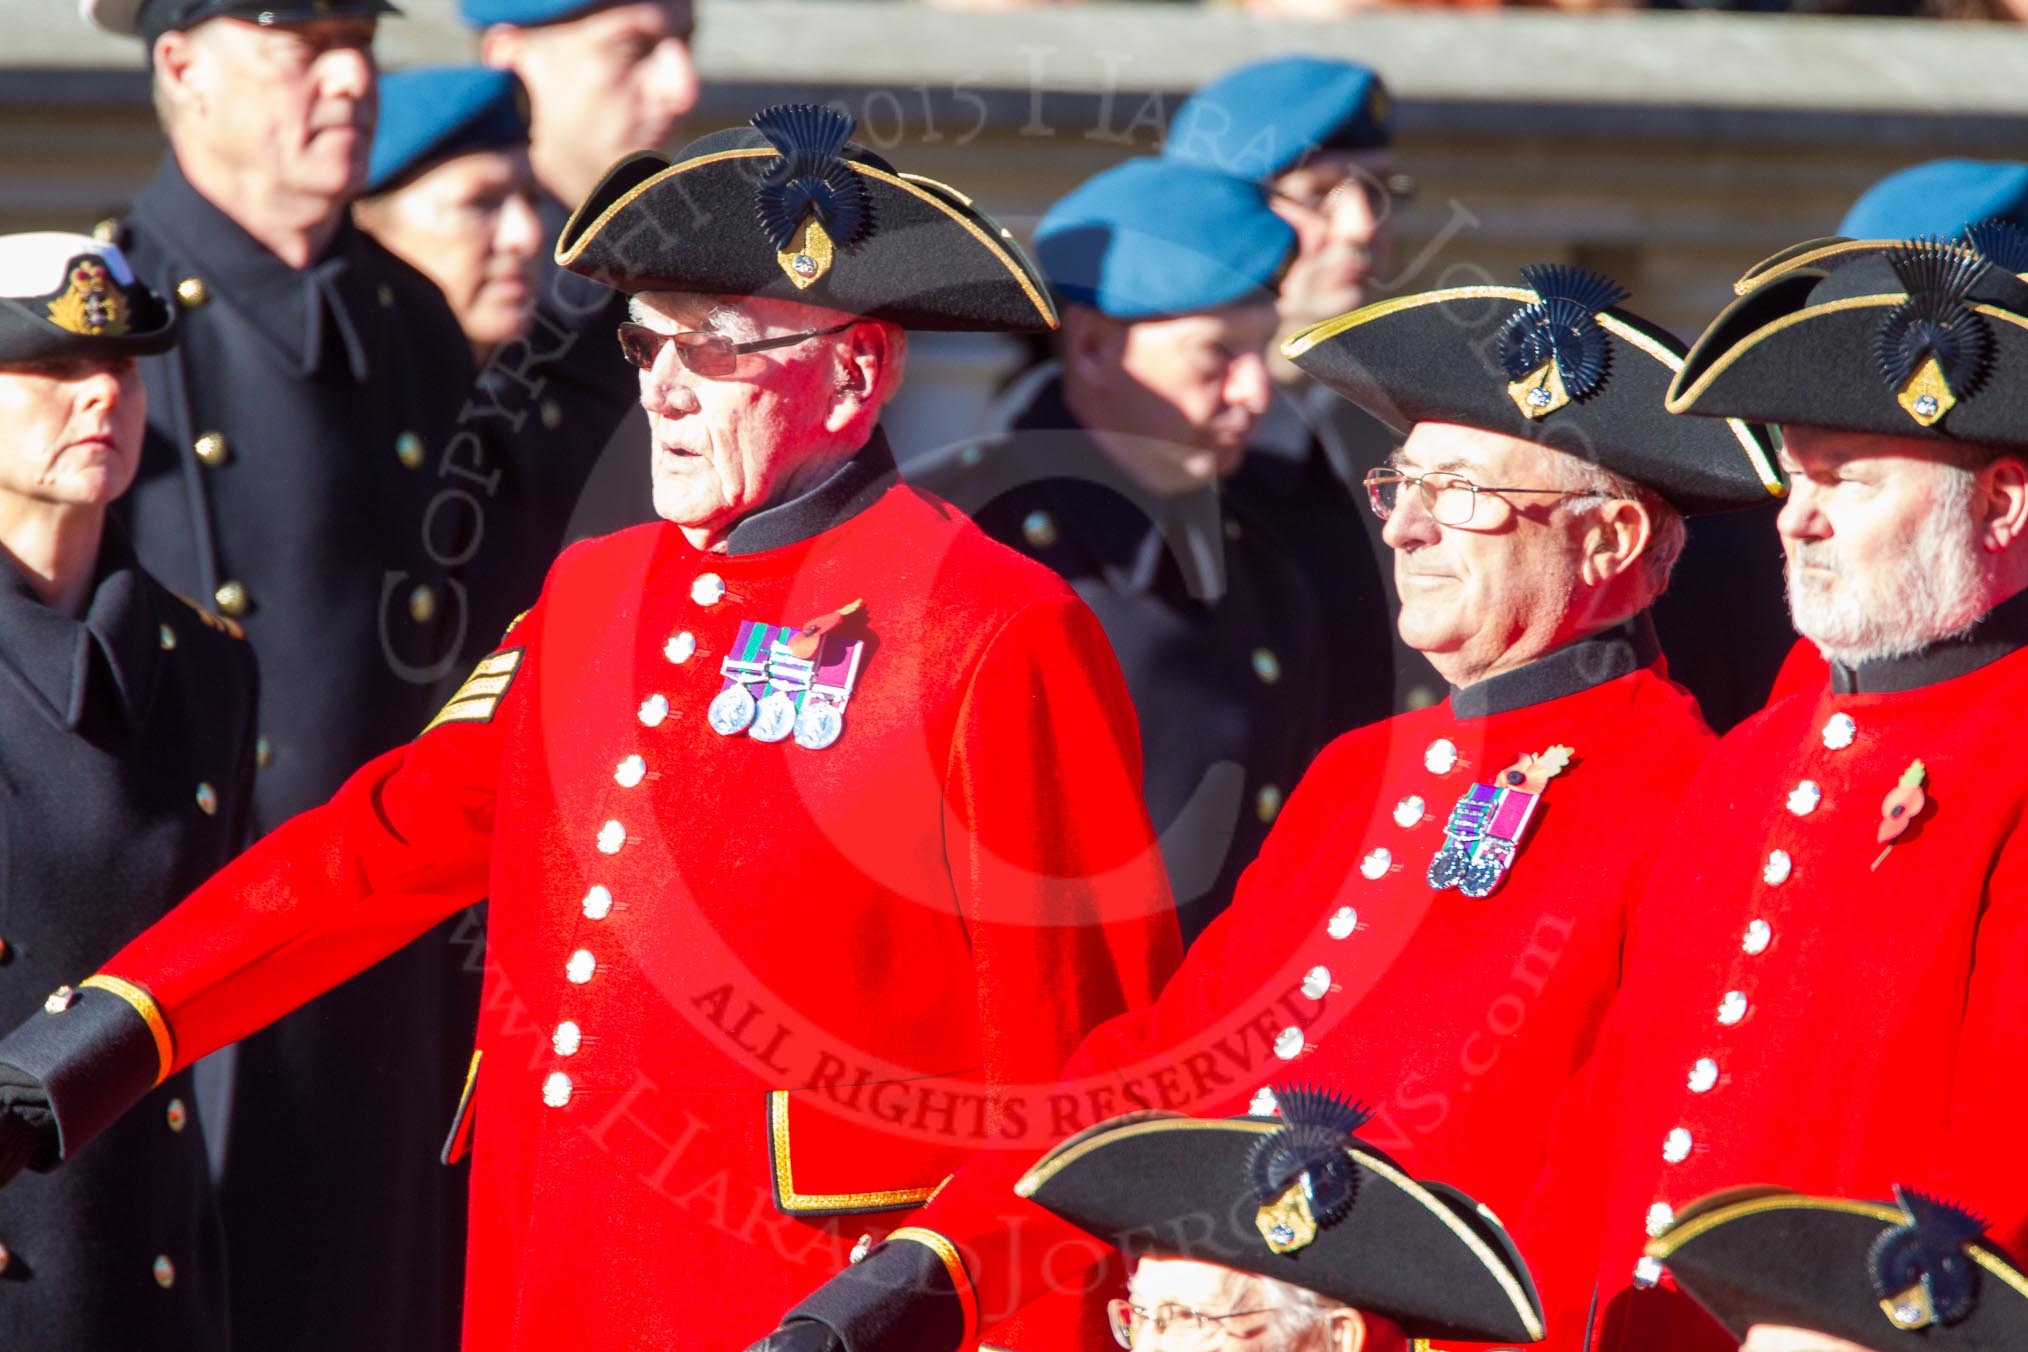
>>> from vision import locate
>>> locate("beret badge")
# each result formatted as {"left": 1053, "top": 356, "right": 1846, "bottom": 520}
{"left": 1868, "top": 1185, "right": 1988, "bottom": 1331}
{"left": 1499, "top": 264, "right": 1629, "bottom": 421}
{"left": 45, "top": 256, "right": 131, "bottom": 338}
{"left": 752, "top": 104, "right": 873, "bottom": 291}
{"left": 1247, "top": 1084, "right": 1371, "bottom": 1255}
{"left": 1876, "top": 241, "right": 1993, "bottom": 429}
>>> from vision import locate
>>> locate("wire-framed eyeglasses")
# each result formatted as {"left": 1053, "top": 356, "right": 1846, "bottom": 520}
{"left": 1106, "top": 1298, "right": 1275, "bottom": 1349}
{"left": 1363, "top": 467, "right": 1594, "bottom": 528}
{"left": 616, "top": 320, "right": 856, "bottom": 379}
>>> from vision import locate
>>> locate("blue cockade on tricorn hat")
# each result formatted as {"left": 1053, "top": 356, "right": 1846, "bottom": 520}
{"left": 1500, "top": 264, "right": 1631, "bottom": 420}
{"left": 1869, "top": 1185, "right": 1990, "bottom": 1330}
{"left": 1875, "top": 242, "right": 1997, "bottom": 429}
{"left": 1248, "top": 1085, "right": 1371, "bottom": 1254}
{"left": 752, "top": 105, "right": 873, "bottom": 290}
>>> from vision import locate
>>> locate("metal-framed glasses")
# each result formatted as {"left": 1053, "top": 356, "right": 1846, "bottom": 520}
{"left": 1271, "top": 171, "right": 1418, "bottom": 220}
{"left": 616, "top": 320, "right": 856, "bottom": 379}
{"left": 1106, "top": 1298, "right": 1274, "bottom": 1349}
{"left": 1363, "top": 467, "right": 1592, "bottom": 528}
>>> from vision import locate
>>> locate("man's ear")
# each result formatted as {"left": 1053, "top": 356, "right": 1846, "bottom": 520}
{"left": 1326, "top": 1306, "right": 1369, "bottom": 1352}
{"left": 477, "top": 23, "right": 524, "bottom": 71}
{"left": 1976, "top": 453, "right": 2028, "bottom": 554}
{"left": 152, "top": 28, "right": 205, "bottom": 119}
{"left": 1579, "top": 497, "right": 1653, "bottom": 590}
{"left": 821, "top": 321, "right": 894, "bottom": 437}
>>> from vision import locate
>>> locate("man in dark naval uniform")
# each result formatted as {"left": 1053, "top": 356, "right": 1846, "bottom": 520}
{"left": 1165, "top": 55, "right": 1425, "bottom": 725}
{"left": 469, "top": 0, "right": 699, "bottom": 542}
{"left": 81, "top": 1, "right": 480, "bottom": 1348}
{"left": 911, "top": 156, "right": 1326, "bottom": 946}
{"left": 0, "top": 231, "right": 256, "bottom": 1350}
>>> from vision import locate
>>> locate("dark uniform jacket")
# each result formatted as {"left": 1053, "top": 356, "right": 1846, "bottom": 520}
{"left": 1233, "top": 379, "right": 1429, "bottom": 726}
{"left": 910, "top": 375, "right": 1328, "bottom": 944}
{"left": 455, "top": 191, "right": 647, "bottom": 661}
{"left": 0, "top": 527, "right": 255, "bottom": 1351}
{"left": 110, "top": 154, "right": 477, "bottom": 1352}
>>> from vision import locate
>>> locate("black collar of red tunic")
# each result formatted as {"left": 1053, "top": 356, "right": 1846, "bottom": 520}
{"left": 1450, "top": 613, "right": 1661, "bottom": 720}
{"left": 131, "top": 154, "right": 372, "bottom": 382}
{"left": 0, "top": 522, "right": 162, "bottom": 731}
{"left": 1827, "top": 583, "right": 2028, "bottom": 695}
{"left": 720, "top": 427, "right": 900, "bottom": 556}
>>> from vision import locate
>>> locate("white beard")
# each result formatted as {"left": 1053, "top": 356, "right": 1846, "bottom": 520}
{"left": 1787, "top": 465, "right": 1993, "bottom": 668}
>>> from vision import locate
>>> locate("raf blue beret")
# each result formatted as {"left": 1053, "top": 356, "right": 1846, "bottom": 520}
{"left": 1164, "top": 56, "right": 1391, "bottom": 183}
{"left": 1034, "top": 158, "right": 1296, "bottom": 321}
{"left": 458, "top": 0, "right": 608, "bottom": 27}
{"left": 366, "top": 67, "right": 530, "bottom": 196}
{"left": 1839, "top": 159, "right": 2028, "bottom": 240}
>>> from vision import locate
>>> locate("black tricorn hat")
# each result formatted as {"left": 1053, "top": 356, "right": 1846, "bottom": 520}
{"left": 1668, "top": 233, "right": 2028, "bottom": 447}
{"left": 557, "top": 104, "right": 1057, "bottom": 334}
{"left": 1729, "top": 220, "right": 2028, "bottom": 298}
{"left": 1648, "top": 1186, "right": 2028, "bottom": 1352}
{"left": 0, "top": 233, "right": 177, "bottom": 364}
{"left": 1282, "top": 265, "right": 1783, "bottom": 516}
{"left": 1013, "top": 1087, "right": 1545, "bottom": 1344}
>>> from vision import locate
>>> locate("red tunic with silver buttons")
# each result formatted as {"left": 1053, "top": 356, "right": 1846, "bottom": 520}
{"left": 86, "top": 475, "right": 1183, "bottom": 1351}
{"left": 1519, "top": 636, "right": 2028, "bottom": 1352}
{"left": 883, "top": 630, "right": 1714, "bottom": 1343}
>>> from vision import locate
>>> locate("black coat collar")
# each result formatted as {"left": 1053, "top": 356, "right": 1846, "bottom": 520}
{"left": 0, "top": 524, "right": 162, "bottom": 731}
{"left": 721, "top": 428, "right": 901, "bottom": 556}
{"left": 1827, "top": 584, "right": 2028, "bottom": 695}
{"left": 1450, "top": 615, "right": 1662, "bottom": 719}
{"left": 131, "top": 155, "right": 372, "bottom": 381}
{"left": 1007, "top": 375, "right": 1229, "bottom": 602}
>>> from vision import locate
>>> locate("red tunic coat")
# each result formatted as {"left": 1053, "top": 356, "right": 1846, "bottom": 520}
{"left": 1520, "top": 635, "right": 2028, "bottom": 1352}
{"left": 870, "top": 632, "right": 1715, "bottom": 1342}
{"left": 87, "top": 474, "right": 1183, "bottom": 1350}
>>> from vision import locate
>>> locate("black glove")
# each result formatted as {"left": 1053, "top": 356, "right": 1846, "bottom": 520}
{"left": 743, "top": 1320, "right": 844, "bottom": 1352}
{"left": 0, "top": 1060, "right": 59, "bottom": 1188}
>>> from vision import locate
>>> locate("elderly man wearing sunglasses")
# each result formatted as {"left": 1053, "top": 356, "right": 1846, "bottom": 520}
{"left": 0, "top": 107, "right": 1186, "bottom": 1352}
{"left": 745, "top": 265, "right": 1784, "bottom": 1352}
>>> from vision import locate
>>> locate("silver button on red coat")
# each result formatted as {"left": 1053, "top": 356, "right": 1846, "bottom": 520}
{"left": 1273, "top": 1027, "right": 1304, "bottom": 1060}
{"left": 566, "top": 950, "right": 596, "bottom": 984}
{"left": 553, "top": 1022, "right": 582, "bottom": 1057}
{"left": 543, "top": 1072, "right": 573, "bottom": 1107}
{"left": 582, "top": 886, "right": 613, "bottom": 921}
{"left": 1326, "top": 907, "right": 1358, "bottom": 940}
{"left": 1632, "top": 1256, "right": 1663, "bottom": 1289}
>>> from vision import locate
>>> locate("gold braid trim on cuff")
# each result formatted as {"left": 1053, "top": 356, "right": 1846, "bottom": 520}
{"left": 885, "top": 1226, "right": 979, "bottom": 1349}
{"left": 79, "top": 975, "right": 174, "bottom": 1086}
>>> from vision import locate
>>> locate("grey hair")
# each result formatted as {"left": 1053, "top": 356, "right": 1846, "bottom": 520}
{"left": 1548, "top": 453, "right": 1687, "bottom": 599}
{"left": 628, "top": 294, "right": 762, "bottom": 342}
{"left": 1249, "top": 1270, "right": 1344, "bottom": 1347}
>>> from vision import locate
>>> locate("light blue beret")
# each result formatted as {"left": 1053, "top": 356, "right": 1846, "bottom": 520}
{"left": 457, "top": 0, "right": 608, "bottom": 27}
{"left": 1034, "top": 157, "right": 1296, "bottom": 321}
{"left": 1164, "top": 55, "right": 1391, "bottom": 183}
{"left": 366, "top": 67, "right": 530, "bottom": 196}
{"left": 1839, "top": 159, "right": 2028, "bottom": 240}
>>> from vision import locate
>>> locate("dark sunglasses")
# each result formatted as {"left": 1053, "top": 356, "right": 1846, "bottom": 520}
{"left": 616, "top": 320, "right": 856, "bottom": 379}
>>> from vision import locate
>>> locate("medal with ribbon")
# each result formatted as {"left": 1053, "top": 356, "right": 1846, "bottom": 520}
{"left": 1426, "top": 745, "right": 1572, "bottom": 897}
{"left": 707, "top": 604, "right": 867, "bottom": 750}
{"left": 708, "top": 619, "right": 772, "bottom": 736}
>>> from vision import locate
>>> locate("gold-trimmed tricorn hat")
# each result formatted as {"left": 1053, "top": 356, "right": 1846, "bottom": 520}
{"left": 1282, "top": 265, "right": 1783, "bottom": 515}
{"left": 556, "top": 104, "right": 1057, "bottom": 333}
{"left": 1668, "top": 230, "right": 2028, "bottom": 447}
{"left": 0, "top": 231, "right": 177, "bottom": 364}
{"left": 1013, "top": 1086, "right": 1546, "bottom": 1345}
{"left": 1648, "top": 1185, "right": 2028, "bottom": 1351}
